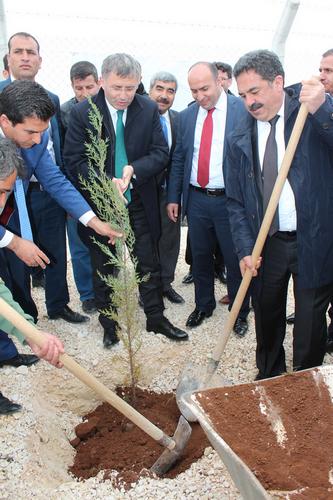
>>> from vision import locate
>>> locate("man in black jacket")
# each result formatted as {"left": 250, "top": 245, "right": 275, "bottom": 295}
{"left": 64, "top": 53, "right": 188, "bottom": 347}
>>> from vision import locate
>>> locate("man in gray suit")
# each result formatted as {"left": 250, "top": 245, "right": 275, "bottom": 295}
{"left": 149, "top": 71, "right": 184, "bottom": 305}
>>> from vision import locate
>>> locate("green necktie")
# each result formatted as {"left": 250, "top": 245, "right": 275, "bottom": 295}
{"left": 115, "top": 110, "right": 131, "bottom": 204}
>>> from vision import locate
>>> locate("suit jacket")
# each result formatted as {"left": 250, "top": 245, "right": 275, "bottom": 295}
{"left": 0, "top": 131, "right": 92, "bottom": 240}
{"left": 225, "top": 83, "right": 333, "bottom": 294}
{"left": 64, "top": 88, "right": 169, "bottom": 246}
{"left": 167, "top": 93, "right": 246, "bottom": 217}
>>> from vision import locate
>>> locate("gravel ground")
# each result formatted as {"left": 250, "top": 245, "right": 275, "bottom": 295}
{"left": 1, "top": 226, "right": 332, "bottom": 500}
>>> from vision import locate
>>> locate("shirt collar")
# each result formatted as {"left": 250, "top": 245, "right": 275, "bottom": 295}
{"left": 104, "top": 96, "right": 128, "bottom": 121}
{"left": 161, "top": 109, "right": 170, "bottom": 125}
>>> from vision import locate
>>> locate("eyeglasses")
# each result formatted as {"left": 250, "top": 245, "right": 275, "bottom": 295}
{"left": 104, "top": 81, "right": 137, "bottom": 94}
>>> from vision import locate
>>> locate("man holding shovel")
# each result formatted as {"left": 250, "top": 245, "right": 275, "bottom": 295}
{"left": 225, "top": 49, "right": 333, "bottom": 380}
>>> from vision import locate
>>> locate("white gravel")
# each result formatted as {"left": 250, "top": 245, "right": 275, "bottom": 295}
{"left": 1, "top": 226, "right": 332, "bottom": 499}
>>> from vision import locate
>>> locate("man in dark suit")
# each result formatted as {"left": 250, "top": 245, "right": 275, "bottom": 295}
{"left": 225, "top": 49, "right": 333, "bottom": 379}
{"left": 0, "top": 80, "right": 121, "bottom": 364}
{"left": 148, "top": 71, "right": 184, "bottom": 305}
{"left": 64, "top": 53, "right": 188, "bottom": 347}
{"left": 1, "top": 32, "right": 89, "bottom": 324}
{"left": 167, "top": 62, "right": 250, "bottom": 334}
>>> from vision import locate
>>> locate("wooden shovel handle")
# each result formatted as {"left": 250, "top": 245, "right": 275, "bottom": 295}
{"left": 210, "top": 103, "right": 308, "bottom": 367}
{"left": 0, "top": 297, "right": 175, "bottom": 450}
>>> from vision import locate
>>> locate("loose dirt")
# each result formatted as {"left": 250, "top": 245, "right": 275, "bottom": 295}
{"left": 196, "top": 368, "right": 333, "bottom": 499}
{"left": 69, "top": 387, "right": 210, "bottom": 487}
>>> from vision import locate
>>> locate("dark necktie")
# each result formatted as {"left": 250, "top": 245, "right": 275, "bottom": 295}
{"left": 115, "top": 110, "right": 131, "bottom": 204}
{"left": 197, "top": 107, "right": 215, "bottom": 188}
{"left": 263, "top": 115, "right": 280, "bottom": 236}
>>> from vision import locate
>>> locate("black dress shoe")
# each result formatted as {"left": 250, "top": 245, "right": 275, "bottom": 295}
{"left": 233, "top": 317, "right": 248, "bottom": 337}
{"left": 186, "top": 309, "right": 213, "bottom": 328}
{"left": 103, "top": 326, "right": 120, "bottom": 348}
{"left": 163, "top": 288, "right": 185, "bottom": 304}
{"left": 82, "top": 299, "right": 97, "bottom": 313}
{"left": 0, "top": 393, "right": 22, "bottom": 415}
{"left": 49, "top": 305, "right": 90, "bottom": 324}
{"left": 0, "top": 353, "right": 40, "bottom": 368}
{"left": 182, "top": 270, "right": 193, "bottom": 284}
{"left": 286, "top": 312, "right": 295, "bottom": 324}
{"left": 215, "top": 267, "right": 227, "bottom": 285}
{"left": 326, "top": 338, "right": 333, "bottom": 354}
{"left": 138, "top": 294, "right": 144, "bottom": 308}
{"left": 146, "top": 317, "right": 189, "bottom": 341}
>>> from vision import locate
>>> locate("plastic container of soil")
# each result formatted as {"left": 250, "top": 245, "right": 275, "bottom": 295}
{"left": 181, "top": 365, "right": 333, "bottom": 500}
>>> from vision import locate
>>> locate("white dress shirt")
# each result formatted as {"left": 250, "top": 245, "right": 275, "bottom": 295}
{"left": 257, "top": 97, "right": 297, "bottom": 231}
{"left": 190, "top": 90, "right": 227, "bottom": 189}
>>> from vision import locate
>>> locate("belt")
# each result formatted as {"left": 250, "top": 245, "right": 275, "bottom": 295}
{"left": 278, "top": 231, "right": 297, "bottom": 237}
{"left": 28, "top": 182, "right": 42, "bottom": 190}
{"left": 189, "top": 184, "right": 225, "bottom": 197}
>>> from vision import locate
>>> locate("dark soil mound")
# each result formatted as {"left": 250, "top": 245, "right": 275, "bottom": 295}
{"left": 69, "top": 387, "right": 210, "bottom": 489}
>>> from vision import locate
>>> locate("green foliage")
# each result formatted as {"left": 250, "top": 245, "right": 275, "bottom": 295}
{"left": 79, "top": 96, "right": 148, "bottom": 408}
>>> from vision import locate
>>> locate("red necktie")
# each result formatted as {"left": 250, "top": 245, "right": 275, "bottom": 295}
{"left": 197, "top": 107, "right": 215, "bottom": 188}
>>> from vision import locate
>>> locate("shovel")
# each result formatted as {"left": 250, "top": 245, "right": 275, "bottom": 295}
{"left": 0, "top": 297, "right": 191, "bottom": 475}
{"left": 177, "top": 102, "right": 309, "bottom": 421}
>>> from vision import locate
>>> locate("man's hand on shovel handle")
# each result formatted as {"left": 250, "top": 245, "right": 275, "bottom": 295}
{"left": 240, "top": 255, "right": 262, "bottom": 277}
{"left": 300, "top": 77, "right": 325, "bottom": 115}
{"left": 25, "top": 332, "right": 65, "bottom": 369}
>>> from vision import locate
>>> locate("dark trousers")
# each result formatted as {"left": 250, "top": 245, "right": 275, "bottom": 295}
{"left": 186, "top": 187, "right": 250, "bottom": 315}
{"left": 185, "top": 230, "right": 225, "bottom": 270}
{"left": 89, "top": 189, "right": 164, "bottom": 329}
{"left": 157, "top": 187, "right": 181, "bottom": 292}
{"left": 26, "top": 186, "right": 69, "bottom": 315}
{"left": 255, "top": 231, "right": 332, "bottom": 378}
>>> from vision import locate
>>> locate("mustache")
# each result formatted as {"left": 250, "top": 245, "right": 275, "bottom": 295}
{"left": 249, "top": 102, "right": 263, "bottom": 112}
{"left": 157, "top": 97, "right": 170, "bottom": 104}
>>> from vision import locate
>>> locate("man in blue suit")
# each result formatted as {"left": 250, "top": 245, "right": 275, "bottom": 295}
{"left": 0, "top": 80, "right": 121, "bottom": 365}
{"left": 0, "top": 32, "right": 89, "bottom": 325}
{"left": 167, "top": 62, "right": 250, "bottom": 334}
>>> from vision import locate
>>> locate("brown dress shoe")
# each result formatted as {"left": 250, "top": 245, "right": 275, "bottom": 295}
{"left": 219, "top": 295, "right": 230, "bottom": 305}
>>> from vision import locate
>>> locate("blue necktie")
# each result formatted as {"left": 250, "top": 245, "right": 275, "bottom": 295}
{"left": 160, "top": 115, "right": 169, "bottom": 189}
{"left": 115, "top": 110, "right": 131, "bottom": 204}
{"left": 160, "top": 115, "right": 169, "bottom": 144}
{"left": 13, "top": 178, "right": 33, "bottom": 241}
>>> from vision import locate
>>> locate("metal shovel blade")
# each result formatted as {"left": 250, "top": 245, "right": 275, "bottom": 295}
{"left": 176, "top": 362, "right": 232, "bottom": 422}
{"left": 150, "top": 415, "right": 192, "bottom": 475}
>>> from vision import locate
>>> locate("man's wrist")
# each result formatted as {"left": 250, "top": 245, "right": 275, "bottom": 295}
{"left": 0, "top": 230, "right": 14, "bottom": 248}
{"left": 79, "top": 210, "right": 96, "bottom": 227}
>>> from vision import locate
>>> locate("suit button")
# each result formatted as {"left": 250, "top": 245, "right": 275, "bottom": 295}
{"left": 252, "top": 214, "right": 255, "bottom": 220}
{"left": 235, "top": 247, "right": 239, "bottom": 253}
{"left": 248, "top": 172, "right": 253, "bottom": 178}
{"left": 323, "top": 123, "right": 329, "bottom": 129}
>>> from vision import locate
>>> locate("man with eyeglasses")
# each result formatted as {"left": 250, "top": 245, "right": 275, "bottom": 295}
{"left": 65, "top": 53, "right": 189, "bottom": 347}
